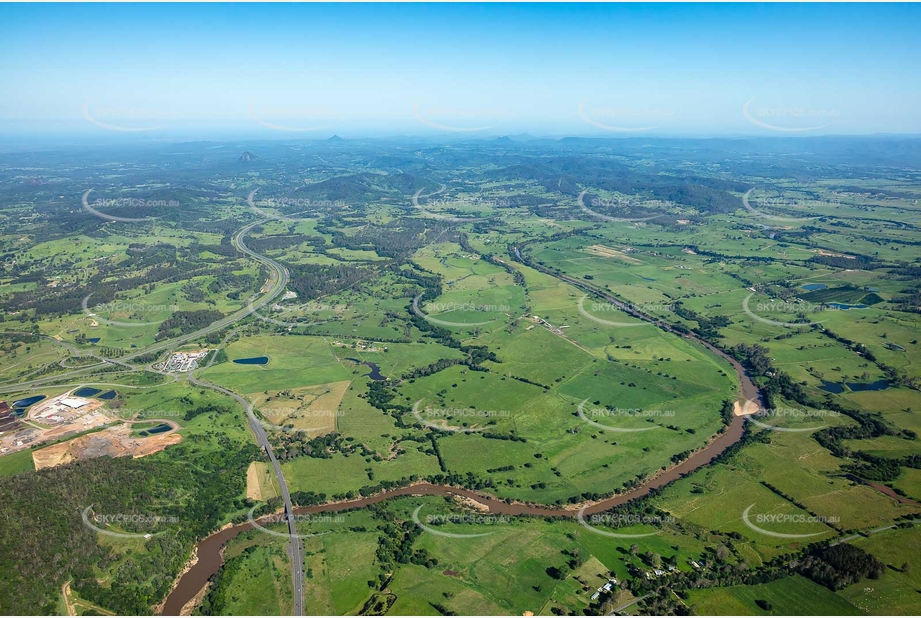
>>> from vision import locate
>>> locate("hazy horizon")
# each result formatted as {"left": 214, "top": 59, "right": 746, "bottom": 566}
{"left": 2, "top": 3, "right": 920, "bottom": 141}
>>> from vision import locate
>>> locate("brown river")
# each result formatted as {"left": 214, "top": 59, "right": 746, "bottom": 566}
{"left": 162, "top": 268, "right": 765, "bottom": 615}
{"left": 163, "top": 391, "right": 758, "bottom": 613}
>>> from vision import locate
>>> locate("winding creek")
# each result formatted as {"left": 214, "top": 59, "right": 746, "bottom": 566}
{"left": 162, "top": 247, "right": 765, "bottom": 614}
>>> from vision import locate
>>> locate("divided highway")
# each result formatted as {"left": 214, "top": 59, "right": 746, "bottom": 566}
{"left": 0, "top": 215, "right": 304, "bottom": 615}
{"left": 189, "top": 377, "right": 305, "bottom": 616}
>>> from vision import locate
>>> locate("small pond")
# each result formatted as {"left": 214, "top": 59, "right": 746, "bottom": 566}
{"left": 12, "top": 395, "right": 46, "bottom": 408}
{"left": 346, "top": 358, "right": 385, "bottom": 381}
{"left": 233, "top": 356, "right": 269, "bottom": 365}
{"left": 820, "top": 379, "right": 889, "bottom": 394}
{"left": 139, "top": 423, "right": 172, "bottom": 437}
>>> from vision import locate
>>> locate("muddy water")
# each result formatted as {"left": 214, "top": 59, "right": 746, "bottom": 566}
{"left": 163, "top": 411, "right": 750, "bottom": 614}
{"left": 161, "top": 523, "right": 253, "bottom": 615}
{"left": 163, "top": 264, "right": 764, "bottom": 615}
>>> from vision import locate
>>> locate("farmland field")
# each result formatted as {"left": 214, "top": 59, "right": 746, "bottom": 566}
{"left": 0, "top": 83, "right": 920, "bottom": 616}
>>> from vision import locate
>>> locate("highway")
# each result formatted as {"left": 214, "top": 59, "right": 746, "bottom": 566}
{"left": 189, "top": 376, "right": 305, "bottom": 615}
{"left": 0, "top": 214, "right": 304, "bottom": 614}
{"left": 0, "top": 220, "right": 289, "bottom": 392}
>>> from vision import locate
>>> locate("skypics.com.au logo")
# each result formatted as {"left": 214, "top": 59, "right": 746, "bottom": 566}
{"left": 577, "top": 508, "right": 674, "bottom": 538}
{"left": 257, "top": 407, "right": 346, "bottom": 434}
{"left": 741, "top": 504, "right": 838, "bottom": 539}
{"left": 577, "top": 189, "right": 664, "bottom": 223}
{"left": 411, "top": 294, "right": 506, "bottom": 327}
{"left": 742, "top": 98, "right": 840, "bottom": 133}
{"left": 741, "top": 293, "right": 843, "bottom": 328}
{"left": 412, "top": 399, "right": 510, "bottom": 433}
{"left": 412, "top": 505, "right": 509, "bottom": 538}
{"left": 248, "top": 101, "right": 338, "bottom": 133}
{"left": 747, "top": 406, "right": 841, "bottom": 433}
{"left": 248, "top": 189, "right": 326, "bottom": 222}
{"left": 577, "top": 101, "right": 675, "bottom": 133}
{"left": 741, "top": 188, "right": 821, "bottom": 223}
{"left": 82, "top": 293, "right": 177, "bottom": 328}
{"left": 577, "top": 399, "right": 674, "bottom": 433}
{"left": 246, "top": 507, "right": 345, "bottom": 539}
{"left": 412, "top": 103, "right": 508, "bottom": 133}
{"left": 81, "top": 505, "right": 177, "bottom": 539}
{"left": 81, "top": 189, "right": 169, "bottom": 223}
{"left": 577, "top": 295, "right": 671, "bottom": 328}
{"left": 82, "top": 101, "right": 174, "bottom": 133}
{"left": 411, "top": 186, "right": 494, "bottom": 223}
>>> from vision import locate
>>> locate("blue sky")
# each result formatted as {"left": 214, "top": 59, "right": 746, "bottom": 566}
{"left": 1, "top": 3, "right": 919, "bottom": 138}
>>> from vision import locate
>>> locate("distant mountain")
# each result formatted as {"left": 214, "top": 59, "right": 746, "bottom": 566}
{"left": 492, "top": 136, "right": 514, "bottom": 145}
{"left": 238, "top": 151, "right": 257, "bottom": 162}
{"left": 327, "top": 135, "right": 345, "bottom": 142}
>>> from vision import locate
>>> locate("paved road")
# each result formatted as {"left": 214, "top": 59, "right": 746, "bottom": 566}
{"left": 0, "top": 215, "right": 303, "bottom": 614}
{"left": 0, "top": 220, "right": 289, "bottom": 392}
{"left": 189, "top": 376, "right": 305, "bottom": 615}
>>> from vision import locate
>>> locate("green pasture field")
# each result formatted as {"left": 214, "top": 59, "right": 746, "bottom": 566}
{"left": 839, "top": 526, "right": 921, "bottom": 615}
{"left": 656, "top": 424, "right": 921, "bottom": 559}
{"left": 840, "top": 526, "right": 921, "bottom": 615}
{"left": 200, "top": 334, "right": 353, "bottom": 394}
{"left": 280, "top": 443, "right": 441, "bottom": 497}
{"left": 0, "top": 448, "right": 34, "bottom": 476}
{"left": 328, "top": 341, "right": 466, "bottom": 383}
{"left": 0, "top": 336, "right": 65, "bottom": 382}
{"left": 211, "top": 530, "right": 293, "bottom": 615}
{"left": 297, "top": 510, "right": 382, "bottom": 615}
{"left": 374, "top": 495, "right": 732, "bottom": 615}
{"left": 890, "top": 467, "right": 921, "bottom": 502}
{"left": 686, "top": 574, "right": 863, "bottom": 615}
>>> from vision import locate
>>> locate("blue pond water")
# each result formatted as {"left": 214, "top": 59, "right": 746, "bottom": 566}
{"left": 87, "top": 337, "right": 101, "bottom": 343}
{"left": 801, "top": 283, "right": 828, "bottom": 291}
{"left": 12, "top": 395, "right": 46, "bottom": 407}
{"left": 820, "top": 379, "right": 889, "bottom": 394}
{"left": 74, "top": 387, "right": 101, "bottom": 397}
{"left": 847, "top": 380, "right": 889, "bottom": 392}
{"left": 345, "top": 358, "right": 386, "bottom": 381}
{"left": 99, "top": 390, "right": 117, "bottom": 400}
{"left": 233, "top": 356, "right": 269, "bottom": 365}
{"left": 827, "top": 302, "right": 867, "bottom": 310}
{"left": 139, "top": 423, "right": 172, "bottom": 436}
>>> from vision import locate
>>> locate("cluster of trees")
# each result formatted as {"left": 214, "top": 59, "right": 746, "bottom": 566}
{"left": 0, "top": 439, "right": 260, "bottom": 614}
{"left": 183, "top": 402, "right": 232, "bottom": 422}
{"left": 797, "top": 544, "right": 886, "bottom": 590}
{"left": 268, "top": 429, "right": 377, "bottom": 461}
{"left": 322, "top": 218, "right": 460, "bottom": 261}
{"left": 371, "top": 511, "right": 436, "bottom": 583}
{"left": 286, "top": 262, "right": 373, "bottom": 302}
{"left": 197, "top": 545, "right": 250, "bottom": 615}
{"left": 155, "top": 309, "right": 224, "bottom": 340}
{"left": 672, "top": 301, "right": 731, "bottom": 339}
